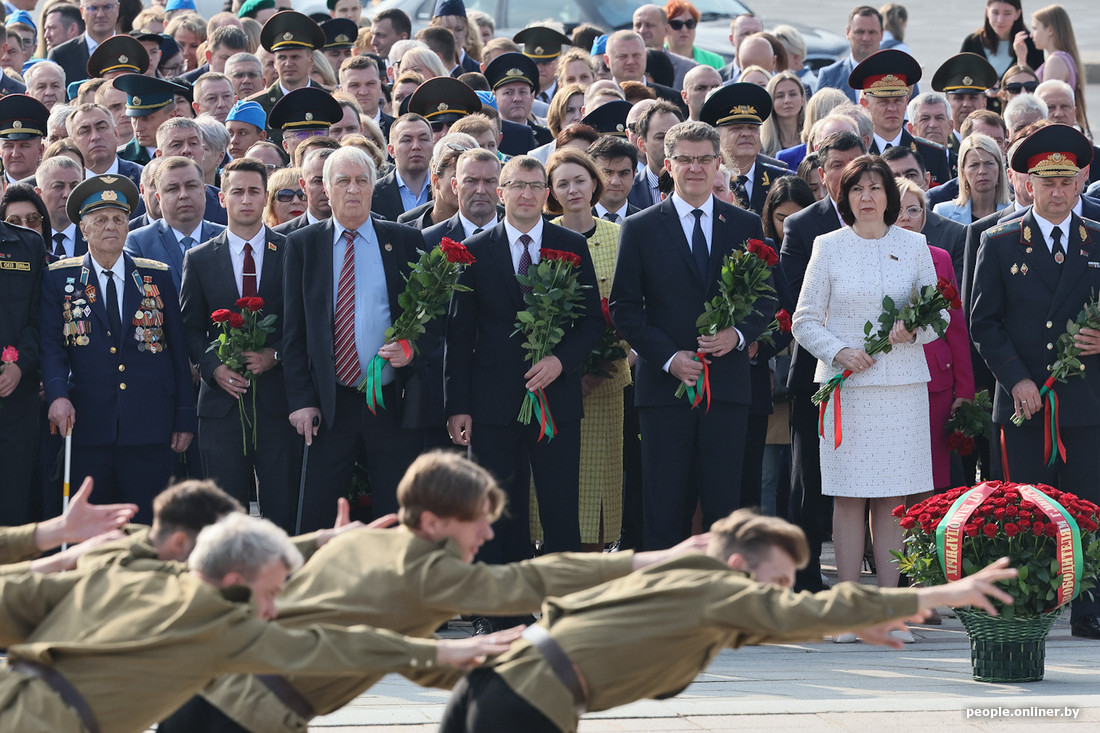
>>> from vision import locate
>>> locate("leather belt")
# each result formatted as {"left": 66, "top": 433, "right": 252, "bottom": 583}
{"left": 256, "top": 674, "right": 316, "bottom": 721}
{"left": 522, "top": 625, "right": 587, "bottom": 715}
{"left": 11, "top": 660, "right": 101, "bottom": 733}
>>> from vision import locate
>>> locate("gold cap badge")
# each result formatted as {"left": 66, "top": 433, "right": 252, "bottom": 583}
{"left": 283, "top": 32, "right": 293, "bottom": 41}
{"left": 101, "top": 190, "right": 118, "bottom": 201}
{"left": 305, "top": 112, "right": 313, "bottom": 120}
{"left": 11, "top": 121, "right": 20, "bottom": 128}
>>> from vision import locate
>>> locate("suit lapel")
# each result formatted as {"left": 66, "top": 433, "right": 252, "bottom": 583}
{"left": 706, "top": 203, "right": 734, "bottom": 289}
{"left": 486, "top": 222, "right": 524, "bottom": 309}
{"left": 209, "top": 233, "right": 240, "bottom": 299}
{"left": 258, "top": 228, "right": 281, "bottom": 299}
{"left": 373, "top": 220, "right": 404, "bottom": 318}
{"left": 158, "top": 221, "right": 185, "bottom": 276}
{"left": 660, "top": 198, "right": 705, "bottom": 287}
{"left": 316, "top": 219, "right": 336, "bottom": 326}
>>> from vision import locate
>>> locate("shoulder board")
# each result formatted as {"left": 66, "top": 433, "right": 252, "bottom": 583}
{"left": 763, "top": 162, "right": 790, "bottom": 174}
{"left": 987, "top": 220, "right": 1023, "bottom": 237}
{"left": 48, "top": 256, "right": 83, "bottom": 270}
{"left": 912, "top": 134, "right": 947, "bottom": 151}
{"left": 133, "top": 257, "right": 169, "bottom": 271}
{"left": 1080, "top": 215, "right": 1100, "bottom": 231}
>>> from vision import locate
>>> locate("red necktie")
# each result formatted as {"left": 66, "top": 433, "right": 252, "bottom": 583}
{"left": 242, "top": 242, "right": 257, "bottom": 297}
{"left": 334, "top": 230, "right": 360, "bottom": 387}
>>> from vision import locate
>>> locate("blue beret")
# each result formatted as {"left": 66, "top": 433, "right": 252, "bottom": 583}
{"left": 474, "top": 90, "right": 497, "bottom": 110}
{"left": 6, "top": 10, "right": 36, "bottom": 32}
{"left": 226, "top": 100, "right": 267, "bottom": 130}
{"left": 164, "top": 0, "right": 196, "bottom": 11}
{"left": 591, "top": 35, "right": 608, "bottom": 56}
{"left": 433, "top": 0, "right": 466, "bottom": 18}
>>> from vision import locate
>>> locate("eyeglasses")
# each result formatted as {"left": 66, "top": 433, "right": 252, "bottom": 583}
{"left": 263, "top": 163, "right": 278, "bottom": 174}
{"left": 82, "top": 2, "right": 117, "bottom": 13}
{"left": 6, "top": 213, "right": 42, "bottom": 227}
{"left": 670, "top": 154, "right": 717, "bottom": 167}
{"left": 275, "top": 189, "right": 307, "bottom": 202}
{"left": 668, "top": 19, "right": 698, "bottom": 31}
{"left": 500, "top": 180, "right": 547, "bottom": 192}
{"left": 1003, "top": 81, "right": 1038, "bottom": 95}
{"left": 897, "top": 205, "right": 924, "bottom": 219}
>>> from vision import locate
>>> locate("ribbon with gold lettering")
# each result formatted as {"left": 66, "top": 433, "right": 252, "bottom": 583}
{"left": 935, "top": 481, "right": 1000, "bottom": 580}
{"left": 1018, "top": 485, "right": 1082, "bottom": 609}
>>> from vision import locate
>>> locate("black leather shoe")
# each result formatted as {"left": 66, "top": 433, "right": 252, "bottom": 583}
{"left": 1070, "top": 614, "right": 1100, "bottom": 639}
{"left": 470, "top": 616, "right": 495, "bottom": 636}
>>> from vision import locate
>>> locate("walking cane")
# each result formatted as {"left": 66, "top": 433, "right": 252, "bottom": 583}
{"left": 61, "top": 426, "right": 72, "bottom": 551}
{"left": 295, "top": 415, "right": 319, "bottom": 535}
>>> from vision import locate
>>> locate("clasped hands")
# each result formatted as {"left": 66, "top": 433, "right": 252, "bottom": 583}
{"left": 670, "top": 328, "right": 740, "bottom": 386}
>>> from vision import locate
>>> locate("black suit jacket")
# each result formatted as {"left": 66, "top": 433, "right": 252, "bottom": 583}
{"left": 923, "top": 210, "right": 965, "bottom": 285}
{"left": 747, "top": 156, "right": 790, "bottom": 215}
{"left": 610, "top": 196, "right": 773, "bottom": 407}
{"left": 48, "top": 36, "right": 90, "bottom": 89}
{"left": 651, "top": 82, "right": 689, "bottom": 117}
{"left": 378, "top": 111, "right": 395, "bottom": 140}
{"left": 779, "top": 196, "right": 843, "bottom": 392}
{"left": 445, "top": 221, "right": 603, "bottom": 425}
{"left": 371, "top": 169, "right": 431, "bottom": 222}
{"left": 870, "top": 130, "right": 951, "bottom": 187}
{"left": 397, "top": 201, "right": 438, "bottom": 229}
{"left": 628, "top": 168, "right": 658, "bottom": 211}
{"left": 422, "top": 212, "right": 465, "bottom": 250}
{"left": 282, "top": 218, "right": 434, "bottom": 428}
{"left": 499, "top": 119, "right": 538, "bottom": 157}
{"left": 180, "top": 227, "right": 289, "bottom": 420}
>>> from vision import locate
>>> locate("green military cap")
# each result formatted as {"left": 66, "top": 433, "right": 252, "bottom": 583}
{"left": 699, "top": 82, "right": 772, "bottom": 127}
{"left": 581, "top": 100, "right": 631, "bottom": 137}
{"left": 260, "top": 10, "right": 325, "bottom": 53}
{"left": 848, "top": 49, "right": 922, "bottom": 98}
{"left": 87, "top": 34, "right": 149, "bottom": 78}
{"left": 269, "top": 87, "right": 343, "bottom": 132}
{"left": 321, "top": 18, "right": 358, "bottom": 50}
{"left": 513, "top": 26, "right": 572, "bottom": 63}
{"left": 67, "top": 174, "right": 140, "bottom": 224}
{"left": 932, "top": 53, "right": 998, "bottom": 95}
{"left": 483, "top": 52, "right": 540, "bottom": 94}
{"left": 407, "top": 77, "right": 482, "bottom": 125}
{"left": 239, "top": 0, "right": 275, "bottom": 20}
{"left": 1010, "top": 124, "right": 1094, "bottom": 178}
{"left": 0, "top": 94, "right": 50, "bottom": 139}
{"left": 112, "top": 74, "right": 189, "bottom": 117}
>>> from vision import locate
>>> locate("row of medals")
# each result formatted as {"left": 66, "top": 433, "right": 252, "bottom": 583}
{"left": 135, "top": 276, "right": 165, "bottom": 353}
{"left": 62, "top": 289, "right": 92, "bottom": 346}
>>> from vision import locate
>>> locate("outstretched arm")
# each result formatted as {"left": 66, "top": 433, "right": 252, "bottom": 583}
{"left": 33, "top": 477, "right": 137, "bottom": 552}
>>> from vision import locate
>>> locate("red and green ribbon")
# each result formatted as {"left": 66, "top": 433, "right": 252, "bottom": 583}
{"left": 358, "top": 339, "right": 412, "bottom": 415}
{"left": 816, "top": 369, "right": 852, "bottom": 449}
{"left": 1039, "top": 375, "right": 1066, "bottom": 468}
{"left": 935, "top": 481, "right": 999, "bottom": 580}
{"left": 683, "top": 351, "right": 712, "bottom": 411}
{"left": 524, "top": 387, "right": 556, "bottom": 441}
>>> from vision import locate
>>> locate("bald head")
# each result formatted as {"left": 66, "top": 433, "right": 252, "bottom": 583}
{"left": 738, "top": 35, "right": 776, "bottom": 72}
{"left": 811, "top": 114, "right": 859, "bottom": 150}
{"left": 682, "top": 65, "right": 723, "bottom": 121}
{"left": 633, "top": 5, "right": 668, "bottom": 50}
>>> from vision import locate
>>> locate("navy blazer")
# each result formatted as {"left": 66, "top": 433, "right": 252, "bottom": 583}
{"left": 776, "top": 143, "right": 807, "bottom": 170}
{"left": 180, "top": 227, "right": 289, "bottom": 420}
{"left": 926, "top": 178, "right": 959, "bottom": 209}
{"left": 47, "top": 35, "right": 90, "bottom": 92}
{"left": 610, "top": 196, "right": 773, "bottom": 407}
{"left": 125, "top": 219, "right": 227, "bottom": 294}
{"left": 117, "top": 157, "right": 144, "bottom": 188}
{"left": 628, "top": 168, "right": 658, "bottom": 211}
{"left": 499, "top": 119, "right": 538, "bottom": 157}
{"left": 779, "top": 196, "right": 843, "bottom": 392}
{"left": 445, "top": 220, "right": 604, "bottom": 425}
{"left": 40, "top": 253, "right": 196, "bottom": 446}
{"left": 422, "top": 213, "right": 465, "bottom": 250}
{"left": 131, "top": 184, "right": 227, "bottom": 226}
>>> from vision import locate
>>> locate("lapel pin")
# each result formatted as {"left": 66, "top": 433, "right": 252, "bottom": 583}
{"left": 1010, "top": 263, "right": 1019, "bottom": 275}
{"left": 267, "top": 241, "right": 277, "bottom": 251}
{"left": 718, "top": 214, "right": 726, "bottom": 223}
{"left": 1054, "top": 252, "right": 1065, "bottom": 264}
{"left": 1025, "top": 246, "right": 1033, "bottom": 254}
{"left": 1081, "top": 249, "right": 1088, "bottom": 256}
{"left": 1021, "top": 264, "right": 1029, "bottom": 275}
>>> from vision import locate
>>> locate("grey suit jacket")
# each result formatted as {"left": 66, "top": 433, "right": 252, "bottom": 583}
{"left": 814, "top": 57, "right": 857, "bottom": 103}
{"left": 125, "top": 219, "right": 227, "bottom": 293}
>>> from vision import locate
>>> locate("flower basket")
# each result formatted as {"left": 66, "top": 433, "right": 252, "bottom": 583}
{"left": 956, "top": 607, "right": 1062, "bottom": 682}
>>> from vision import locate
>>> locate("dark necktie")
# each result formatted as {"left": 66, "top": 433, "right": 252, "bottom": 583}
{"left": 518, "top": 234, "right": 533, "bottom": 295}
{"left": 242, "top": 242, "right": 258, "bottom": 297}
{"left": 473, "top": 227, "right": 484, "bottom": 235}
{"left": 334, "top": 231, "right": 360, "bottom": 387}
{"left": 104, "top": 270, "right": 122, "bottom": 342}
{"left": 180, "top": 235, "right": 194, "bottom": 254}
{"left": 52, "top": 232, "right": 66, "bottom": 258}
{"left": 732, "top": 175, "right": 749, "bottom": 208}
{"left": 604, "top": 212, "right": 619, "bottom": 223}
{"left": 691, "top": 209, "right": 709, "bottom": 278}
{"left": 1051, "top": 226, "right": 1066, "bottom": 265}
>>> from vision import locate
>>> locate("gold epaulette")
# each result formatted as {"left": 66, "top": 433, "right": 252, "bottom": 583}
{"left": 133, "top": 257, "right": 169, "bottom": 271}
{"left": 48, "top": 256, "right": 83, "bottom": 270}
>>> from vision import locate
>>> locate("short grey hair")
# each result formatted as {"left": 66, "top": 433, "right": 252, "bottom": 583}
{"left": 1035, "top": 79, "right": 1074, "bottom": 103}
{"left": 155, "top": 116, "right": 204, "bottom": 151}
{"left": 832, "top": 103, "right": 874, "bottom": 143}
{"left": 24, "top": 60, "right": 66, "bottom": 89}
{"left": 188, "top": 513, "right": 303, "bottom": 582}
{"left": 38, "top": 155, "right": 84, "bottom": 182}
{"left": 1003, "top": 94, "right": 1049, "bottom": 131}
{"left": 64, "top": 102, "right": 112, "bottom": 138}
{"left": 388, "top": 39, "right": 427, "bottom": 68}
{"left": 323, "top": 145, "right": 378, "bottom": 188}
{"left": 716, "top": 164, "right": 733, "bottom": 190}
{"left": 431, "top": 132, "right": 477, "bottom": 169}
{"left": 194, "top": 114, "right": 231, "bottom": 155}
{"left": 225, "top": 52, "right": 261, "bottom": 70}
{"left": 907, "top": 92, "right": 951, "bottom": 123}
{"left": 140, "top": 156, "right": 164, "bottom": 188}
{"left": 48, "top": 105, "right": 75, "bottom": 135}
{"left": 663, "top": 120, "right": 720, "bottom": 159}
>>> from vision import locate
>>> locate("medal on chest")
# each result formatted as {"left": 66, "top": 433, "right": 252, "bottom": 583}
{"left": 132, "top": 275, "right": 166, "bottom": 353}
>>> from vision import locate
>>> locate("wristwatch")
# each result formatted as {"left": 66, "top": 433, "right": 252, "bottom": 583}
{"left": 273, "top": 349, "right": 281, "bottom": 362}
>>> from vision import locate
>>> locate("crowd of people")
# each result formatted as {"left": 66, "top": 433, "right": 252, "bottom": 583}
{"left": 0, "top": 0, "right": 1096, "bottom": 725}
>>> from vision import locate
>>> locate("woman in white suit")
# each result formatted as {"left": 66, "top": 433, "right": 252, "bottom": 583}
{"left": 792, "top": 156, "right": 944, "bottom": 635}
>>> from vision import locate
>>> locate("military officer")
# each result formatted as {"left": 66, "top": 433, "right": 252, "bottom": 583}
{"left": 0, "top": 93, "right": 50, "bottom": 184}
{"left": 268, "top": 85, "right": 344, "bottom": 165}
{"left": 439, "top": 509, "right": 1018, "bottom": 733}
{"left": 406, "top": 76, "right": 483, "bottom": 141}
{"left": 320, "top": 17, "right": 358, "bottom": 73}
{"left": 850, "top": 49, "right": 952, "bottom": 187}
{"left": 969, "top": 124, "right": 1100, "bottom": 639}
{"left": 86, "top": 33, "right": 150, "bottom": 79}
{"left": 114, "top": 74, "right": 190, "bottom": 166}
{"left": 699, "top": 82, "right": 789, "bottom": 215}
{"left": 580, "top": 100, "right": 632, "bottom": 138}
{"left": 483, "top": 52, "right": 553, "bottom": 151}
{"left": 40, "top": 174, "right": 197, "bottom": 524}
{"left": 248, "top": 10, "right": 327, "bottom": 147}
{"left": 513, "top": 26, "right": 573, "bottom": 109}
{"left": 931, "top": 53, "right": 998, "bottom": 158}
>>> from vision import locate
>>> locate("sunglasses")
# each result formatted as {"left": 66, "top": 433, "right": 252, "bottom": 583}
{"left": 6, "top": 213, "right": 42, "bottom": 227}
{"left": 275, "top": 189, "right": 307, "bottom": 202}
{"left": 668, "top": 19, "right": 698, "bottom": 31}
{"left": 1003, "top": 81, "right": 1038, "bottom": 94}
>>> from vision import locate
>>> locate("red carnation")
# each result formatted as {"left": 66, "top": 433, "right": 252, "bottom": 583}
{"left": 211, "top": 308, "right": 231, "bottom": 323}
{"left": 1004, "top": 522, "right": 1020, "bottom": 537}
{"left": 983, "top": 524, "right": 997, "bottom": 538}
{"left": 235, "top": 297, "right": 251, "bottom": 309}
{"left": 440, "top": 237, "right": 476, "bottom": 265}
{"left": 228, "top": 313, "right": 245, "bottom": 329}
{"left": 1, "top": 345, "right": 17, "bottom": 364}
{"left": 776, "top": 308, "right": 792, "bottom": 333}
{"left": 247, "top": 297, "right": 264, "bottom": 312}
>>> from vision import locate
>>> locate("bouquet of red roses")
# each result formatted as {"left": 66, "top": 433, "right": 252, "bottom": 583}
{"left": 894, "top": 481, "right": 1100, "bottom": 618}
{"left": 675, "top": 238, "right": 777, "bottom": 409}
{"left": 945, "top": 389, "right": 992, "bottom": 456}
{"left": 209, "top": 297, "right": 277, "bottom": 451}
{"left": 357, "top": 237, "right": 475, "bottom": 413}
{"left": 512, "top": 248, "right": 588, "bottom": 439}
{"left": 581, "top": 297, "right": 627, "bottom": 380}
{"left": 813, "top": 275, "right": 956, "bottom": 448}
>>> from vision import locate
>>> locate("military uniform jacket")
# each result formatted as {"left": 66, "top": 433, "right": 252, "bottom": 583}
{"left": 0, "top": 558, "right": 440, "bottom": 733}
{"left": 870, "top": 130, "right": 951, "bottom": 187}
{"left": 971, "top": 211, "right": 1100, "bottom": 426}
{"left": 746, "top": 155, "right": 791, "bottom": 215}
{"left": 489, "top": 554, "right": 920, "bottom": 733}
{"left": 247, "top": 79, "right": 327, "bottom": 146}
{"left": 0, "top": 222, "right": 45, "bottom": 423}
{"left": 200, "top": 526, "right": 636, "bottom": 731}
{"left": 118, "top": 138, "right": 152, "bottom": 167}
{"left": 0, "top": 524, "right": 39, "bottom": 566}
{"left": 40, "top": 254, "right": 197, "bottom": 446}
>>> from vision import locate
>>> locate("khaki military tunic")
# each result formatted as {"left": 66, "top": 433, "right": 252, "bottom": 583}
{"left": 0, "top": 555, "right": 440, "bottom": 733}
{"left": 0, "top": 524, "right": 41, "bottom": 574}
{"left": 488, "top": 554, "right": 921, "bottom": 732}
{"left": 203, "top": 526, "right": 636, "bottom": 732}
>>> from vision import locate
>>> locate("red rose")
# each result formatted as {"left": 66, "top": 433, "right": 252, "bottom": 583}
{"left": 892, "top": 504, "right": 906, "bottom": 518}
{"left": 1004, "top": 522, "right": 1019, "bottom": 537}
{"left": 959, "top": 436, "right": 975, "bottom": 455}
{"left": 993, "top": 507, "right": 1006, "bottom": 518}
{"left": 946, "top": 431, "right": 967, "bottom": 451}
{"left": 601, "top": 297, "right": 613, "bottom": 328}
{"left": 1019, "top": 510, "right": 1032, "bottom": 519}
{"left": 1081, "top": 518, "right": 1099, "bottom": 532}
{"left": 937, "top": 277, "right": 961, "bottom": 310}
{"left": 235, "top": 297, "right": 251, "bottom": 309}
{"left": 776, "top": 309, "right": 792, "bottom": 333}
{"left": 971, "top": 516, "right": 985, "bottom": 527}
{"left": 1032, "top": 522, "right": 1045, "bottom": 536}
{"left": 440, "top": 237, "right": 476, "bottom": 265}
{"left": 982, "top": 524, "right": 997, "bottom": 538}
{"left": 1017, "top": 518, "right": 1031, "bottom": 528}
{"left": 1045, "top": 523, "right": 1058, "bottom": 537}
{"left": 993, "top": 497, "right": 1007, "bottom": 507}
{"left": 228, "top": 313, "right": 245, "bottom": 329}
{"left": 357, "top": 493, "right": 372, "bottom": 508}
{"left": 247, "top": 297, "right": 264, "bottom": 312}
{"left": 899, "top": 516, "right": 916, "bottom": 529}
{"left": 1005, "top": 505, "right": 1018, "bottom": 516}
{"left": 211, "top": 308, "right": 231, "bottom": 323}
{"left": 964, "top": 524, "right": 979, "bottom": 537}
{"left": 1, "top": 345, "right": 17, "bottom": 364}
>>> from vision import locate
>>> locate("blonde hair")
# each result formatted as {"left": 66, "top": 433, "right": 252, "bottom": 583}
{"left": 708, "top": 509, "right": 810, "bottom": 568}
{"left": 761, "top": 71, "right": 806, "bottom": 156}
{"left": 1031, "top": 4, "right": 1088, "bottom": 135}
{"left": 263, "top": 167, "right": 303, "bottom": 228}
{"left": 954, "top": 133, "right": 1010, "bottom": 208}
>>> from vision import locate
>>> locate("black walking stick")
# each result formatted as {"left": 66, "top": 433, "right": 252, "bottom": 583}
{"left": 295, "top": 415, "right": 319, "bottom": 534}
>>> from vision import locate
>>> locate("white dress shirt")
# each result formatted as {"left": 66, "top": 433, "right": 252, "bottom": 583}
{"left": 458, "top": 212, "right": 492, "bottom": 239}
{"left": 594, "top": 201, "right": 629, "bottom": 223}
{"left": 170, "top": 224, "right": 204, "bottom": 255}
{"left": 226, "top": 228, "right": 266, "bottom": 295}
{"left": 873, "top": 131, "right": 904, "bottom": 152}
{"left": 504, "top": 217, "right": 543, "bottom": 273}
{"left": 91, "top": 256, "right": 127, "bottom": 324}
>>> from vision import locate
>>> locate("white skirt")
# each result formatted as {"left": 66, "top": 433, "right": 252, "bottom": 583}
{"left": 818, "top": 383, "right": 933, "bottom": 498}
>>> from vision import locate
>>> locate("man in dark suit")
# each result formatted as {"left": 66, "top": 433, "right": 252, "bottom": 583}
{"left": 590, "top": 135, "right": 642, "bottom": 223}
{"left": 446, "top": 154, "right": 603, "bottom": 588}
{"left": 604, "top": 30, "right": 688, "bottom": 116}
{"left": 970, "top": 125, "right": 1100, "bottom": 639}
{"left": 372, "top": 114, "right": 434, "bottom": 222}
{"left": 125, "top": 157, "right": 226, "bottom": 293}
{"left": 283, "top": 146, "right": 433, "bottom": 532}
{"left": 815, "top": 6, "right": 883, "bottom": 103}
{"left": 628, "top": 100, "right": 683, "bottom": 211}
{"left": 180, "top": 159, "right": 300, "bottom": 533}
{"left": 41, "top": 175, "right": 196, "bottom": 524}
{"left": 779, "top": 130, "right": 865, "bottom": 591}
{"left": 48, "top": 0, "right": 119, "bottom": 88}
{"left": 702, "top": 83, "right": 788, "bottom": 216}
{"left": 247, "top": 11, "right": 326, "bottom": 147}
{"left": 610, "top": 120, "right": 774, "bottom": 551}
{"left": 66, "top": 102, "right": 143, "bottom": 187}
{"left": 36, "top": 156, "right": 86, "bottom": 262}
{"left": 498, "top": 118, "right": 537, "bottom": 158}
{"left": 338, "top": 54, "right": 391, "bottom": 140}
